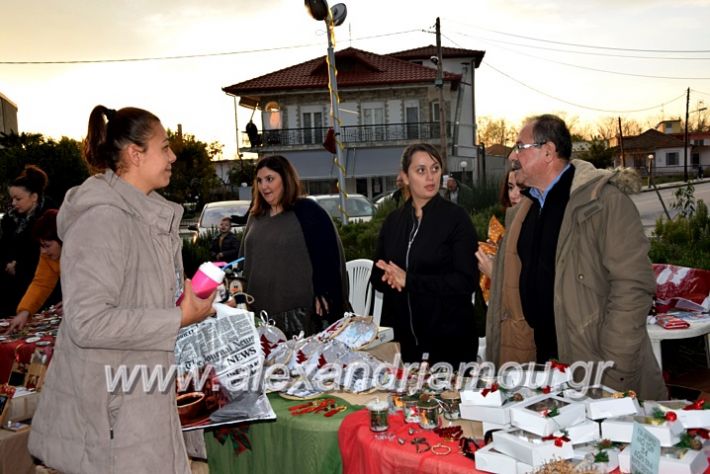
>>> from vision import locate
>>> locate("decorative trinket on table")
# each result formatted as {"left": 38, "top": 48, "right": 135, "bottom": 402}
{"left": 366, "top": 398, "right": 389, "bottom": 433}
{"left": 403, "top": 395, "right": 420, "bottom": 424}
{"left": 440, "top": 390, "right": 461, "bottom": 420}
{"left": 417, "top": 398, "right": 440, "bottom": 430}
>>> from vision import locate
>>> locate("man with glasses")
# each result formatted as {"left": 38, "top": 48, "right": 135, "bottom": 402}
{"left": 485, "top": 114, "right": 666, "bottom": 400}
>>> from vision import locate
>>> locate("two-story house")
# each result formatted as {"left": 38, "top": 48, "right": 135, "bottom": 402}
{"left": 612, "top": 119, "right": 708, "bottom": 178}
{"left": 222, "top": 45, "right": 485, "bottom": 198}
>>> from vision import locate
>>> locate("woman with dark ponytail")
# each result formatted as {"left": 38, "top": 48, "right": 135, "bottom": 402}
{"left": 29, "top": 105, "right": 215, "bottom": 473}
{"left": 0, "top": 164, "right": 50, "bottom": 316}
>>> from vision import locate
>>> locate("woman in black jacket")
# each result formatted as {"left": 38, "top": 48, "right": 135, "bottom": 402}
{"left": 371, "top": 143, "right": 479, "bottom": 367}
{"left": 1, "top": 165, "right": 51, "bottom": 316}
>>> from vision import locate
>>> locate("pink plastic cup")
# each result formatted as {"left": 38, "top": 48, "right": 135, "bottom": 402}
{"left": 176, "top": 262, "right": 225, "bottom": 305}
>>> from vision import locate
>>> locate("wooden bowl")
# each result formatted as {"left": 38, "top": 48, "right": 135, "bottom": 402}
{"left": 176, "top": 392, "right": 206, "bottom": 424}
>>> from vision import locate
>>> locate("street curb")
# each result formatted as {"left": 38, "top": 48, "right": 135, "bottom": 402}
{"left": 641, "top": 179, "right": 708, "bottom": 193}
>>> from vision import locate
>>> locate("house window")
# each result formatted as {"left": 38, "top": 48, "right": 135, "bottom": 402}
{"left": 362, "top": 105, "right": 385, "bottom": 141}
{"left": 692, "top": 152, "right": 700, "bottom": 166}
{"left": 405, "top": 106, "right": 420, "bottom": 139}
{"left": 431, "top": 102, "right": 441, "bottom": 138}
{"left": 666, "top": 152, "right": 679, "bottom": 166}
{"left": 265, "top": 101, "right": 281, "bottom": 129}
{"left": 302, "top": 111, "right": 323, "bottom": 145}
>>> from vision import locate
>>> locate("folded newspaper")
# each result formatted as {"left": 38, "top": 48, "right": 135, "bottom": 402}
{"left": 174, "top": 303, "right": 276, "bottom": 431}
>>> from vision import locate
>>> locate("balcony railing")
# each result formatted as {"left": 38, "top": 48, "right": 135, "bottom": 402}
{"left": 244, "top": 122, "right": 451, "bottom": 148}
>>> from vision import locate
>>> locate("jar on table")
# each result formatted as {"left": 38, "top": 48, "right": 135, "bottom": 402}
{"left": 417, "top": 398, "right": 440, "bottom": 430}
{"left": 403, "top": 395, "right": 420, "bottom": 424}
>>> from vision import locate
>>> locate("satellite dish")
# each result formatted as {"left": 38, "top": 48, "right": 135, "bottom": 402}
{"left": 304, "top": 0, "right": 329, "bottom": 21}
{"left": 330, "top": 3, "right": 347, "bottom": 26}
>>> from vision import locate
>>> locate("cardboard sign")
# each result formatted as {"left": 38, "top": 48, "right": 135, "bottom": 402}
{"left": 630, "top": 422, "right": 660, "bottom": 474}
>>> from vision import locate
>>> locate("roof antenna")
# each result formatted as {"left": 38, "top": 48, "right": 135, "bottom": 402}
{"left": 349, "top": 23, "right": 352, "bottom": 47}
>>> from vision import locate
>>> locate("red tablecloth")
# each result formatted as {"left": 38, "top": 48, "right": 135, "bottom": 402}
{"left": 0, "top": 336, "right": 54, "bottom": 384}
{"left": 339, "top": 408, "right": 482, "bottom": 474}
{"left": 336, "top": 409, "right": 710, "bottom": 474}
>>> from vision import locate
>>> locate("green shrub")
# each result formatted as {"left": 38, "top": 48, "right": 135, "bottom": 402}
{"left": 650, "top": 199, "right": 710, "bottom": 269}
{"left": 181, "top": 231, "right": 215, "bottom": 277}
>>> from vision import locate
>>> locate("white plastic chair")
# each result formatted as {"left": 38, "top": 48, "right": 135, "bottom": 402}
{"left": 372, "top": 290, "right": 383, "bottom": 327}
{"left": 346, "top": 259, "right": 374, "bottom": 317}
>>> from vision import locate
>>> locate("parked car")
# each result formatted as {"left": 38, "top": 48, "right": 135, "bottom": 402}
{"left": 373, "top": 189, "right": 398, "bottom": 208}
{"left": 307, "top": 194, "right": 374, "bottom": 223}
{"left": 187, "top": 200, "right": 251, "bottom": 242}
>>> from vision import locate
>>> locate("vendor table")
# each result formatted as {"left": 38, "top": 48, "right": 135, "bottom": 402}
{"left": 0, "top": 336, "right": 54, "bottom": 385}
{"left": 205, "top": 390, "right": 487, "bottom": 474}
{"left": 646, "top": 320, "right": 710, "bottom": 370}
{"left": 339, "top": 408, "right": 481, "bottom": 474}
{"left": 205, "top": 392, "right": 358, "bottom": 473}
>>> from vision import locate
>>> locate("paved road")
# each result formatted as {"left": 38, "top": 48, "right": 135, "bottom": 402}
{"left": 631, "top": 180, "right": 710, "bottom": 235}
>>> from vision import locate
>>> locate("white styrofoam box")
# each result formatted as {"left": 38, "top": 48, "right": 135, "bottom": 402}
{"left": 492, "top": 428, "right": 574, "bottom": 468}
{"left": 482, "top": 421, "right": 510, "bottom": 435}
{"left": 601, "top": 415, "right": 683, "bottom": 447}
{"left": 510, "top": 394, "right": 587, "bottom": 437}
{"left": 502, "top": 362, "right": 571, "bottom": 389}
{"left": 460, "top": 391, "right": 546, "bottom": 425}
{"left": 473, "top": 444, "right": 533, "bottom": 474}
{"left": 565, "top": 419, "right": 601, "bottom": 445}
{"left": 618, "top": 441, "right": 710, "bottom": 474}
{"left": 644, "top": 400, "right": 710, "bottom": 429}
{"left": 573, "top": 442, "right": 621, "bottom": 473}
{"left": 460, "top": 384, "right": 506, "bottom": 407}
{"left": 564, "top": 385, "right": 641, "bottom": 420}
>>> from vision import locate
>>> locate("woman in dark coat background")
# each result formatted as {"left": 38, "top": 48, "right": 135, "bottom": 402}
{"left": 0, "top": 165, "right": 51, "bottom": 316}
{"left": 240, "top": 155, "right": 349, "bottom": 338}
{"left": 371, "top": 143, "right": 479, "bottom": 367}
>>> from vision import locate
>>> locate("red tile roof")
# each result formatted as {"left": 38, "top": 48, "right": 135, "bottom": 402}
{"left": 620, "top": 129, "right": 686, "bottom": 150}
{"left": 389, "top": 45, "right": 485, "bottom": 67}
{"left": 485, "top": 144, "right": 512, "bottom": 157}
{"left": 223, "top": 47, "right": 461, "bottom": 96}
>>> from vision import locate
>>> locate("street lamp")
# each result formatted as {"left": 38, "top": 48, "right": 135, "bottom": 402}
{"left": 647, "top": 153, "right": 655, "bottom": 188}
{"left": 460, "top": 160, "right": 468, "bottom": 185}
{"left": 305, "top": 0, "right": 349, "bottom": 224}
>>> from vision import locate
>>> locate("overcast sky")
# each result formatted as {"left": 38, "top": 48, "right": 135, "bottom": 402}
{"left": 1, "top": 0, "right": 710, "bottom": 158}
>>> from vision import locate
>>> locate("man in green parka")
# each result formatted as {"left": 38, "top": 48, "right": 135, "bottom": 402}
{"left": 485, "top": 114, "right": 667, "bottom": 400}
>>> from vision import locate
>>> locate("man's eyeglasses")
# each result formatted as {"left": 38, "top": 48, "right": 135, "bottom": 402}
{"left": 510, "top": 142, "right": 546, "bottom": 154}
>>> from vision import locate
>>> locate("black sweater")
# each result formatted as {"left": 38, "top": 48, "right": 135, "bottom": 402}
{"left": 371, "top": 195, "right": 479, "bottom": 366}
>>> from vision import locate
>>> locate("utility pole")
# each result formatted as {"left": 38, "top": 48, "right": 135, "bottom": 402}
{"left": 617, "top": 117, "right": 625, "bottom": 167}
{"left": 684, "top": 87, "right": 690, "bottom": 182}
{"left": 435, "top": 17, "right": 448, "bottom": 163}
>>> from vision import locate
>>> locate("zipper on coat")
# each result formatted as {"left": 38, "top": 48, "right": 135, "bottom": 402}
{"left": 405, "top": 212, "right": 421, "bottom": 346}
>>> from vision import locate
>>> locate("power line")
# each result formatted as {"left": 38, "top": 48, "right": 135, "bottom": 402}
{"left": 0, "top": 29, "right": 422, "bottom": 65}
{"left": 478, "top": 39, "right": 710, "bottom": 80}
{"left": 482, "top": 61, "right": 687, "bottom": 113}
{"left": 452, "top": 30, "right": 710, "bottom": 61}
{"left": 444, "top": 19, "right": 710, "bottom": 54}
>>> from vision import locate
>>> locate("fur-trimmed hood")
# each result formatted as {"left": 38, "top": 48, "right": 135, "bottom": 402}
{"left": 570, "top": 159, "right": 643, "bottom": 198}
